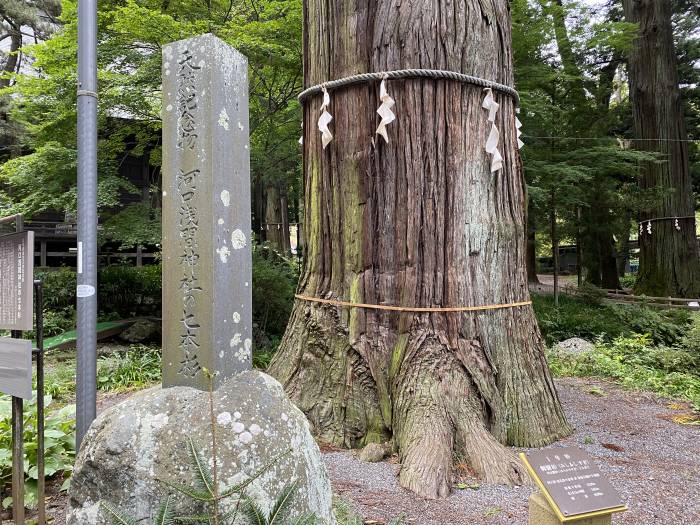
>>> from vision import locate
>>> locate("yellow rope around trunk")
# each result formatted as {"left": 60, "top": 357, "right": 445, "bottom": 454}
{"left": 295, "top": 294, "right": 532, "bottom": 313}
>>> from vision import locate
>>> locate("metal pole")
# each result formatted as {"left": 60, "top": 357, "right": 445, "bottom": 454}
{"left": 76, "top": 0, "right": 98, "bottom": 449}
{"left": 34, "top": 280, "right": 45, "bottom": 525}
{"left": 11, "top": 216, "right": 24, "bottom": 525}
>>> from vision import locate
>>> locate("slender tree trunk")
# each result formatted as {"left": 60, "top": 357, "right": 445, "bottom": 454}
{"left": 624, "top": 0, "right": 700, "bottom": 297}
{"left": 270, "top": 0, "right": 571, "bottom": 499}
{"left": 550, "top": 192, "right": 559, "bottom": 306}
{"left": 265, "top": 185, "right": 292, "bottom": 253}
{"left": 526, "top": 196, "right": 540, "bottom": 283}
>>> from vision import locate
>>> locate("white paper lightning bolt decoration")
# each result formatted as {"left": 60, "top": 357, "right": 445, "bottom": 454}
{"left": 318, "top": 87, "right": 333, "bottom": 149}
{"left": 299, "top": 120, "right": 303, "bottom": 145}
{"left": 376, "top": 79, "right": 396, "bottom": 143}
{"left": 675, "top": 218, "right": 681, "bottom": 231}
{"left": 515, "top": 116, "right": 524, "bottom": 149}
{"left": 482, "top": 88, "right": 503, "bottom": 172}
{"left": 647, "top": 221, "right": 652, "bottom": 235}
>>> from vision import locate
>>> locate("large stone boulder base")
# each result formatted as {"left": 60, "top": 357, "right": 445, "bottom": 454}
{"left": 67, "top": 371, "right": 334, "bottom": 524}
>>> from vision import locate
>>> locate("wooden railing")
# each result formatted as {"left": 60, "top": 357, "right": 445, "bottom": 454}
{"left": 529, "top": 282, "right": 700, "bottom": 310}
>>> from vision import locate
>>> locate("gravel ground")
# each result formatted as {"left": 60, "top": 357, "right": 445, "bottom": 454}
{"left": 35, "top": 378, "right": 700, "bottom": 525}
{"left": 325, "top": 378, "right": 700, "bottom": 525}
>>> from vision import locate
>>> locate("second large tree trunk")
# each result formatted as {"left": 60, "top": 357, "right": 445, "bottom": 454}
{"left": 624, "top": 0, "right": 700, "bottom": 297}
{"left": 270, "top": 0, "right": 571, "bottom": 499}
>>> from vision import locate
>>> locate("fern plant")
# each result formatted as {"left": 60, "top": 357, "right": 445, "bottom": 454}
{"left": 242, "top": 483, "right": 316, "bottom": 525}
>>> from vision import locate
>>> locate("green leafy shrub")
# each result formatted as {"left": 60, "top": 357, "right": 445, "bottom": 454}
{"left": 533, "top": 294, "right": 626, "bottom": 343}
{"left": 576, "top": 282, "right": 607, "bottom": 306}
{"left": 37, "top": 268, "right": 77, "bottom": 311}
{"left": 99, "top": 264, "right": 162, "bottom": 317}
{"left": 612, "top": 304, "right": 692, "bottom": 346}
{"left": 37, "top": 250, "right": 298, "bottom": 347}
{"left": 43, "top": 360, "right": 77, "bottom": 401}
{"left": 38, "top": 265, "right": 162, "bottom": 318}
{"left": 0, "top": 395, "right": 75, "bottom": 510}
{"left": 532, "top": 293, "right": 692, "bottom": 346}
{"left": 678, "top": 314, "right": 700, "bottom": 353}
{"left": 618, "top": 274, "right": 636, "bottom": 289}
{"left": 97, "top": 345, "right": 161, "bottom": 391}
{"left": 252, "top": 248, "right": 299, "bottom": 337}
{"left": 547, "top": 334, "right": 700, "bottom": 411}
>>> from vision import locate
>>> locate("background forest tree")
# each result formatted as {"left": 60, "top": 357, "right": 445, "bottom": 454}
{"left": 1, "top": 0, "right": 698, "bottom": 281}
{"left": 1, "top": 0, "right": 303, "bottom": 251}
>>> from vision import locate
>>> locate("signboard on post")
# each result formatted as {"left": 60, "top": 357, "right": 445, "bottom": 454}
{"left": 520, "top": 447, "right": 628, "bottom": 522}
{"left": 0, "top": 338, "right": 33, "bottom": 400}
{"left": 161, "top": 34, "right": 253, "bottom": 391}
{"left": 0, "top": 231, "right": 35, "bottom": 331}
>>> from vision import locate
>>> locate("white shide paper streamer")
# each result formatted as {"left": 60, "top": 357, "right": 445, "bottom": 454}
{"left": 515, "top": 108, "right": 524, "bottom": 149}
{"left": 376, "top": 79, "right": 396, "bottom": 143}
{"left": 318, "top": 87, "right": 333, "bottom": 149}
{"left": 482, "top": 88, "right": 503, "bottom": 172}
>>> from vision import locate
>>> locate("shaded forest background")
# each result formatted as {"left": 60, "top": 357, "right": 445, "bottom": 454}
{"left": 0, "top": 0, "right": 699, "bottom": 293}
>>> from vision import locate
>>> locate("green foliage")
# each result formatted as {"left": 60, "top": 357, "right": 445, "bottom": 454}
{"left": 97, "top": 345, "right": 162, "bottom": 391}
{"left": 44, "top": 358, "right": 77, "bottom": 401}
{"left": 38, "top": 252, "right": 296, "bottom": 343}
{"left": 38, "top": 268, "right": 77, "bottom": 310}
{"left": 99, "top": 265, "right": 163, "bottom": 317}
{"left": 576, "top": 282, "right": 607, "bottom": 306}
{"left": 253, "top": 337, "right": 280, "bottom": 370}
{"left": 38, "top": 265, "right": 162, "bottom": 317}
{"left": 612, "top": 304, "right": 692, "bottom": 346}
{"left": 4, "top": 0, "right": 303, "bottom": 248}
{"left": 0, "top": 395, "right": 75, "bottom": 510}
{"left": 252, "top": 247, "right": 299, "bottom": 337}
{"left": 532, "top": 293, "right": 692, "bottom": 345}
{"left": 243, "top": 483, "right": 316, "bottom": 525}
{"left": 548, "top": 334, "right": 700, "bottom": 411}
{"left": 332, "top": 498, "right": 362, "bottom": 525}
{"left": 679, "top": 315, "right": 700, "bottom": 353}
{"left": 619, "top": 274, "right": 637, "bottom": 289}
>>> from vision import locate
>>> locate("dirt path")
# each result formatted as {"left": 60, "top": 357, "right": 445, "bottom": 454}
{"left": 325, "top": 378, "right": 700, "bottom": 525}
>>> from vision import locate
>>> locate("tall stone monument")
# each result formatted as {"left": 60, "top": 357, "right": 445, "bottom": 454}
{"left": 66, "top": 35, "right": 334, "bottom": 525}
{"left": 162, "top": 33, "right": 252, "bottom": 390}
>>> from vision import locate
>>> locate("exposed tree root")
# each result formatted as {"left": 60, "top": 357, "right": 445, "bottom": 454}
{"left": 272, "top": 325, "right": 539, "bottom": 499}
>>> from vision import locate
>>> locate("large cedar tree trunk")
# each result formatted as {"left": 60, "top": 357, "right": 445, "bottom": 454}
{"left": 623, "top": 0, "right": 700, "bottom": 297}
{"left": 269, "top": 0, "right": 571, "bottom": 499}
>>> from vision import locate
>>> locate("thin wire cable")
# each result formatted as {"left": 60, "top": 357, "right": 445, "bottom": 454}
{"left": 298, "top": 69, "right": 520, "bottom": 106}
{"left": 638, "top": 216, "right": 695, "bottom": 224}
{"left": 523, "top": 135, "right": 700, "bottom": 143}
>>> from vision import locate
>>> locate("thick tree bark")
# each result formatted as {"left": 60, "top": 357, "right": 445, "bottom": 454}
{"left": 624, "top": 0, "right": 700, "bottom": 297}
{"left": 269, "top": 0, "right": 571, "bottom": 498}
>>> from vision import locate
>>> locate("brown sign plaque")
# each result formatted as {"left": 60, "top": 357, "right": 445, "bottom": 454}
{"left": 520, "top": 447, "right": 628, "bottom": 522}
{"left": 0, "top": 231, "right": 34, "bottom": 331}
{"left": 0, "top": 338, "right": 32, "bottom": 399}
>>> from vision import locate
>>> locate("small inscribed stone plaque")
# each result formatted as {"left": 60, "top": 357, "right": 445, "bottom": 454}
{"left": 0, "top": 231, "right": 34, "bottom": 331}
{"left": 520, "top": 447, "right": 627, "bottom": 521}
